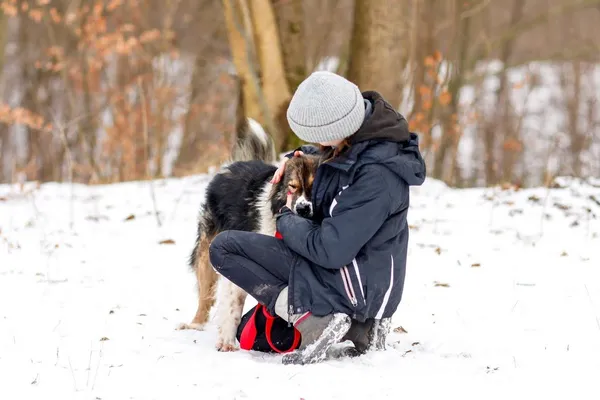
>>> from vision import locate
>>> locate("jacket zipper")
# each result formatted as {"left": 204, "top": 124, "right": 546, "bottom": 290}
{"left": 287, "top": 261, "right": 295, "bottom": 327}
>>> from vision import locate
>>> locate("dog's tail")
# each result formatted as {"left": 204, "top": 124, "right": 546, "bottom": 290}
{"left": 231, "top": 117, "right": 277, "bottom": 164}
{"left": 230, "top": 93, "right": 277, "bottom": 164}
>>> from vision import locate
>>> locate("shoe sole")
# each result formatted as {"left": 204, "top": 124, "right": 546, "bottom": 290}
{"left": 282, "top": 314, "right": 351, "bottom": 365}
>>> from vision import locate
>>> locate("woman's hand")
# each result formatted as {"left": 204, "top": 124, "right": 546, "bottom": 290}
{"left": 270, "top": 150, "right": 304, "bottom": 184}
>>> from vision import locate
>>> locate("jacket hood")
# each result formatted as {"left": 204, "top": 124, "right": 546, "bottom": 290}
{"left": 329, "top": 91, "right": 426, "bottom": 186}
{"left": 350, "top": 91, "right": 411, "bottom": 144}
{"left": 378, "top": 133, "right": 427, "bottom": 186}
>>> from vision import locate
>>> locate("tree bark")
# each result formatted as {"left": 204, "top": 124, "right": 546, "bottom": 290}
{"left": 273, "top": 0, "right": 305, "bottom": 92}
{"left": 347, "top": 0, "right": 407, "bottom": 108}
{"left": 566, "top": 61, "right": 584, "bottom": 177}
{"left": 174, "top": 54, "right": 210, "bottom": 175}
{"left": 222, "top": 0, "right": 263, "bottom": 125}
{"left": 0, "top": 11, "right": 8, "bottom": 182}
{"left": 411, "top": 0, "right": 436, "bottom": 154}
{"left": 435, "top": 0, "right": 473, "bottom": 185}
{"left": 248, "top": 0, "right": 292, "bottom": 151}
{"left": 499, "top": 0, "right": 525, "bottom": 184}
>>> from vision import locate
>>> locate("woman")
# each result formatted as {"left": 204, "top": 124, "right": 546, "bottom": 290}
{"left": 209, "top": 71, "right": 426, "bottom": 364}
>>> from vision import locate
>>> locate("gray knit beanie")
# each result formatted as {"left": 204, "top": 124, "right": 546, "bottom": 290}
{"left": 286, "top": 71, "right": 365, "bottom": 144}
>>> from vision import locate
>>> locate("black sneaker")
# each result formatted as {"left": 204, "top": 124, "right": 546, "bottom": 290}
{"left": 341, "top": 318, "right": 375, "bottom": 355}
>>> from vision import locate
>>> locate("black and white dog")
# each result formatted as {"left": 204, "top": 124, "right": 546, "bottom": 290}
{"left": 178, "top": 118, "right": 320, "bottom": 351}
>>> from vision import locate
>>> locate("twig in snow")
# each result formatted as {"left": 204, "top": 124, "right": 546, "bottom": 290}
{"left": 584, "top": 284, "right": 600, "bottom": 333}
{"left": 91, "top": 342, "right": 104, "bottom": 391}
{"left": 138, "top": 77, "right": 162, "bottom": 228}
{"left": 68, "top": 356, "right": 77, "bottom": 391}
{"left": 86, "top": 342, "right": 93, "bottom": 388}
{"left": 165, "top": 179, "right": 192, "bottom": 225}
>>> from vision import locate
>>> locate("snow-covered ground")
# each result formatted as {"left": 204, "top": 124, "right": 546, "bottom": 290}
{"left": 1, "top": 174, "right": 599, "bottom": 400}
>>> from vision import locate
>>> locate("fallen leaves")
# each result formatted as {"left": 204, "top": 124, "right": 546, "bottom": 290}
{"left": 434, "top": 281, "right": 450, "bottom": 288}
{"left": 471, "top": 263, "right": 481, "bottom": 268}
{"left": 394, "top": 326, "right": 408, "bottom": 334}
{"left": 86, "top": 215, "right": 109, "bottom": 222}
{"left": 158, "top": 239, "right": 176, "bottom": 245}
{"left": 486, "top": 366, "right": 499, "bottom": 374}
{"left": 553, "top": 202, "right": 571, "bottom": 211}
{"left": 100, "top": 337, "right": 110, "bottom": 341}
{"left": 508, "top": 209, "right": 523, "bottom": 217}
{"left": 124, "top": 214, "right": 135, "bottom": 221}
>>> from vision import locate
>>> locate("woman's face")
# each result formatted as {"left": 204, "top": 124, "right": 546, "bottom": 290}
{"left": 318, "top": 138, "right": 343, "bottom": 147}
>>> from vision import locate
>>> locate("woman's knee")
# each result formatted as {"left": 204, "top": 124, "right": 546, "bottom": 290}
{"left": 208, "top": 231, "right": 232, "bottom": 272}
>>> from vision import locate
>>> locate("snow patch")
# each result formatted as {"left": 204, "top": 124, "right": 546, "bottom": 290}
{"left": 0, "top": 175, "right": 599, "bottom": 399}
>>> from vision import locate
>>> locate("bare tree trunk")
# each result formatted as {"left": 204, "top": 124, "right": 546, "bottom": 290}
{"left": 483, "top": 0, "right": 524, "bottom": 186}
{"left": 347, "top": 0, "right": 407, "bottom": 108}
{"left": 499, "top": 0, "right": 525, "bottom": 184}
{"left": 565, "top": 61, "right": 584, "bottom": 177}
{"left": 174, "top": 54, "right": 210, "bottom": 174}
{"left": 0, "top": 11, "right": 8, "bottom": 182}
{"left": 18, "top": 16, "right": 56, "bottom": 182}
{"left": 247, "top": 0, "right": 292, "bottom": 150}
{"left": 409, "top": 0, "right": 436, "bottom": 153}
{"left": 80, "top": 53, "right": 100, "bottom": 183}
{"left": 437, "top": 0, "right": 474, "bottom": 185}
{"left": 222, "top": 0, "right": 263, "bottom": 124}
{"left": 273, "top": 0, "right": 305, "bottom": 92}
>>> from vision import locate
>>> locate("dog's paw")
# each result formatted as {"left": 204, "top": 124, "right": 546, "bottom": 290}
{"left": 215, "top": 338, "right": 238, "bottom": 352}
{"left": 176, "top": 322, "right": 206, "bottom": 331}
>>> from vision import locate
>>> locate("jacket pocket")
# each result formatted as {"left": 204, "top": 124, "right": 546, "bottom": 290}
{"left": 351, "top": 258, "right": 366, "bottom": 305}
{"left": 340, "top": 259, "right": 366, "bottom": 308}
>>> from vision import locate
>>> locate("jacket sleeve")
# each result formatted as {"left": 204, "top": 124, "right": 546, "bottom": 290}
{"left": 284, "top": 144, "right": 321, "bottom": 159}
{"left": 276, "top": 165, "right": 393, "bottom": 269}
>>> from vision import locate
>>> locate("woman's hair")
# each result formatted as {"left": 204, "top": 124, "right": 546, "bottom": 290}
{"left": 319, "top": 138, "right": 352, "bottom": 163}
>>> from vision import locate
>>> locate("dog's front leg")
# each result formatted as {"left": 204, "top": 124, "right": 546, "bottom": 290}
{"left": 215, "top": 279, "right": 247, "bottom": 352}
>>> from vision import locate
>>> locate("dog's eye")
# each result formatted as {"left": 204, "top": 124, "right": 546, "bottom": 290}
{"left": 288, "top": 183, "right": 299, "bottom": 192}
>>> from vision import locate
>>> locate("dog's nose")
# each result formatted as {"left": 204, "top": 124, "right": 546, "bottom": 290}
{"left": 296, "top": 203, "right": 312, "bottom": 218}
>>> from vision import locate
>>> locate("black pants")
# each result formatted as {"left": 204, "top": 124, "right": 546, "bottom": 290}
{"left": 209, "top": 230, "right": 298, "bottom": 315}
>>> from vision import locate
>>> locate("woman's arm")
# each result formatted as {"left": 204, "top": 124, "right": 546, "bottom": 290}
{"left": 285, "top": 144, "right": 320, "bottom": 158}
{"left": 276, "top": 165, "right": 394, "bottom": 269}
{"left": 272, "top": 145, "right": 322, "bottom": 184}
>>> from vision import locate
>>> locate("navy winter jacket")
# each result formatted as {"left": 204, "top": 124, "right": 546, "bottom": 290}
{"left": 275, "top": 91, "right": 426, "bottom": 322}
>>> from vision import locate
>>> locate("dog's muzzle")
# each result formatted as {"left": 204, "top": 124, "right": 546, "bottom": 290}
{"left": 294, "top": 196, "right": 313, "bottom": 218}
